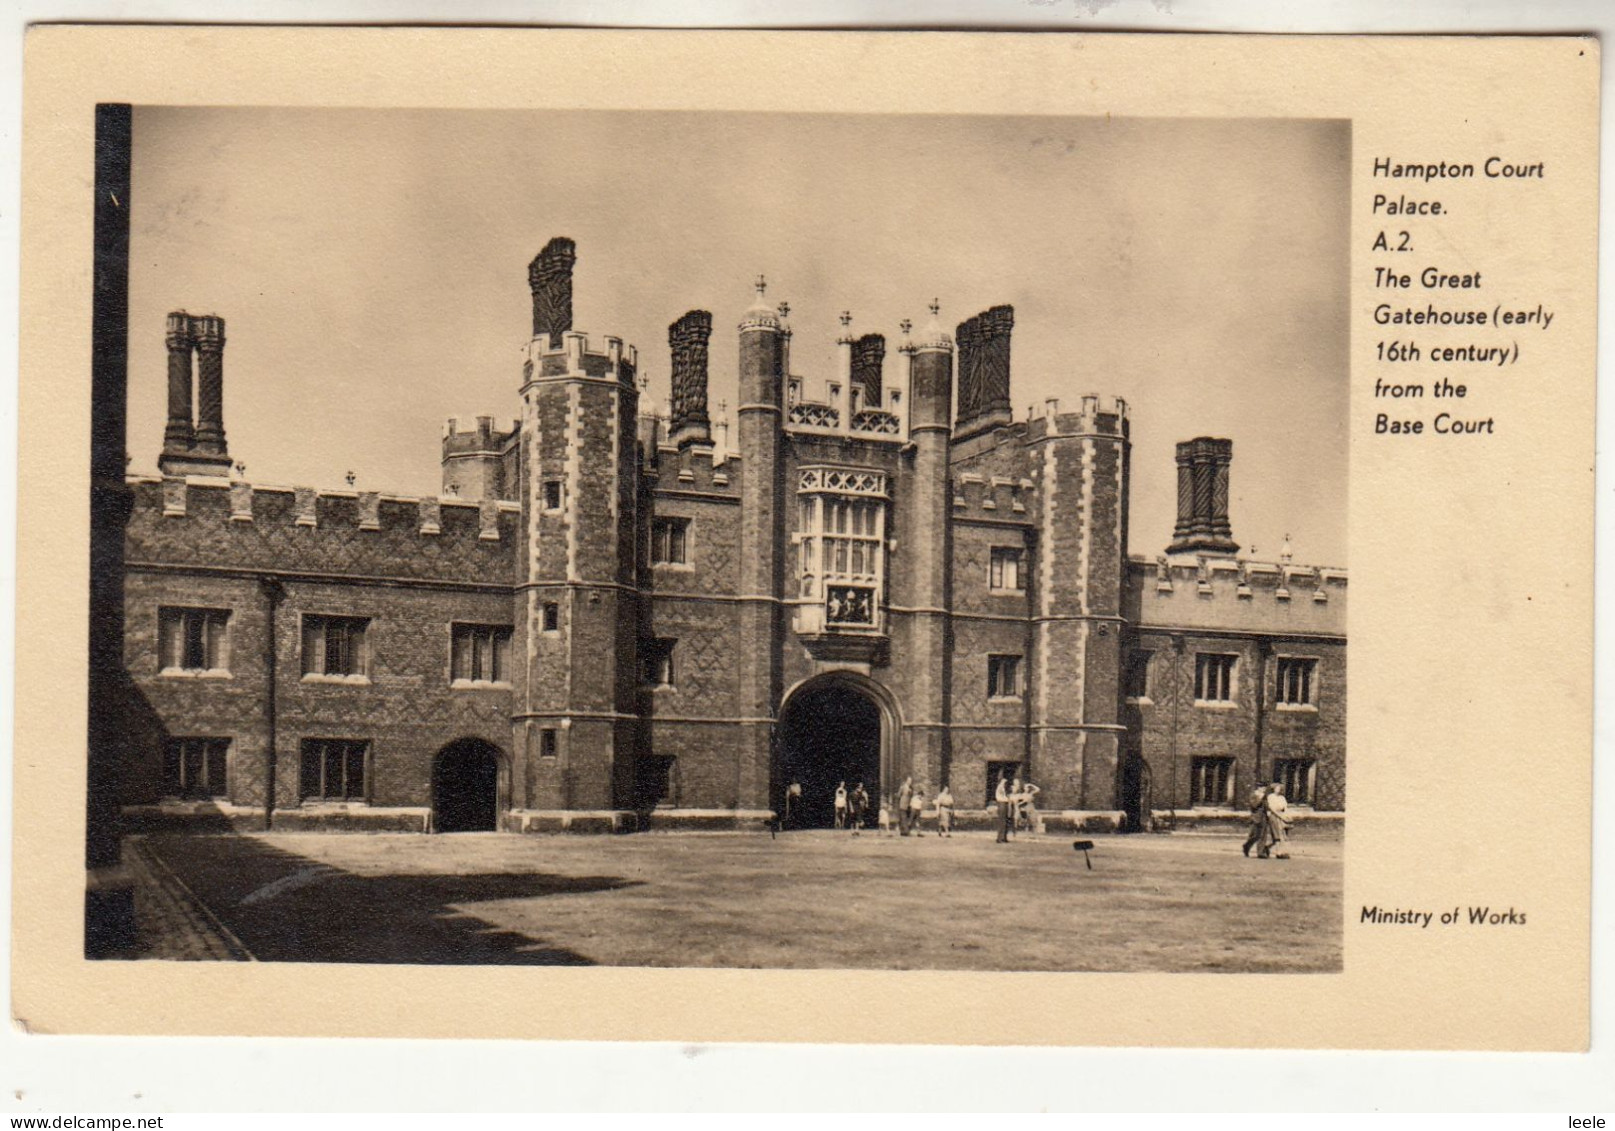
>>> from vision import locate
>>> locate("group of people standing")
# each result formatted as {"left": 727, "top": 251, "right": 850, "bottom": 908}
{"left": 993, "top": 770, "right": 1042, "bottom": 843}
{"left": 803, "top": 777, "right": 958, "bottom": 836}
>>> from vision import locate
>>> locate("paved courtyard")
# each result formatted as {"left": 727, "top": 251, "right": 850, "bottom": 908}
{"left": 126, "top": 826, "right": 1342, "bottom": 972}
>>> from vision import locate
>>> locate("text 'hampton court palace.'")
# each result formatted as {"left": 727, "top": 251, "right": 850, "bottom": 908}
{"left": 118, "top": 237, "right": 1346, "bottom": 835}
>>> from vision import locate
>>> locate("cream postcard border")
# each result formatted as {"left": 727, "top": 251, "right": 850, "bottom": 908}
{"left": 13, "top": 28, "right": 1598, "bottom": 1049}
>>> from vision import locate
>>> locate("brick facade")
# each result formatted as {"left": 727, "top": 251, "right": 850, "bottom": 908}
{"left": 120, "top": 240, "right": 1345, "bottom": 833}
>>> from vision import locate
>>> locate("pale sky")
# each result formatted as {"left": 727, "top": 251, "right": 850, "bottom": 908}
{"left": 128, "top": 108, "right": 1348, "bottom": 565}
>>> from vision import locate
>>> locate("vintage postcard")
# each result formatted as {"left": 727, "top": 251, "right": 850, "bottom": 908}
{"left": 12, "top": 29, "right": 1598, "bottom": 1049}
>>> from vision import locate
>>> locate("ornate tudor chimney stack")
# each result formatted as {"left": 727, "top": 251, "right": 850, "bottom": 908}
{"left": 191, "top": 314, "right": 228, "bottom": 455}
{"left": 954, "top": 304, "right": 1014, "bottom": 438}
{"left": 158, "top": 311, "right": 232, "bottom": 477}
{"left": 851, "top": 332, "right": 886, "bottom": 408}
{"left": 668, "top": 309, "right": 714, "bottom": 450}
{"left": 1166, "top": 436, "right": 1239, "bottom": 556}
{"left": 528, "top": 236, "right": 577, "bottom": 347}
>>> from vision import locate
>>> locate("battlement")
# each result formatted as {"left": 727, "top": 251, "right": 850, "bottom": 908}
{"left": 523, "top": 330, "right": 639, "bottom": 388}
{"left": 1022, "top": 395, "right": 1131, "bottom": 442}
{"left": 127, "top": 474, "right": 521, "bottom": 557}
{"left": 952, "top": 472, "right": 1035, "bottom": 517}
{"left": 442, "top": 415, "right": 520, "bottom": 457}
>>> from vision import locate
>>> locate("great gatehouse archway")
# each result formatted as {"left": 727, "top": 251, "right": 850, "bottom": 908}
{"left": 775, "top": 672, "right": 899, "bottom": 829}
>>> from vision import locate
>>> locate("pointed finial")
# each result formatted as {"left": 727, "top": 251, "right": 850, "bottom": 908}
{"left": 754, "top": 274, "right": 767, "bottom": 298}
{"left": 234, "top": 460, "right": 245, "bottom": 478}
{"left": 1280, "top": 533, "right": 1293, "bottom": 564}
{"left": 345, "top": 470, "right": 357, "bottom": 487}
{"left": 929, "top": 299, "right": 940, "bottom": 317}
{"left": 900, "top": 318, "right": 913, "bottom": 336}
{"left": 839, "top": 310, "right": 852, "bottom": 327}
{"left": 777, "top": 301, "right": 790, "bottom": 320}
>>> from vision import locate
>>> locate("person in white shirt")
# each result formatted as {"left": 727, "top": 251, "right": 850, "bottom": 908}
{"left": 833, "top": 781, "right": 848, "bottom": 829}
{"left": 995, "top": 772, "right": 1013, "bottom": 843}
{"left": 934, "top": 784, "right": 954, "bottom": 837}
{"left": 909, "top": 786, "right": 926, "bottom": 837}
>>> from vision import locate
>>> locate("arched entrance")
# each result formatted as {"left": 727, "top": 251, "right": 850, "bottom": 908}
{"left": 776, "top": 673, "right": 895, "bottom": 829}
{"left": 432, "top": 738, "right": 503, "bottom": 832}
{"left": 1120, "top": 749, "right": 1151, "bottom": 833}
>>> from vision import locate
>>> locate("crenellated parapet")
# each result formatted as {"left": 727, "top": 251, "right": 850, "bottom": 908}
{"left": 951, "top": 472, "right": 1035, "bottom": 516}
{"left": 125, "top": 474, "right": 520, "bottom": 583}
{"left": 1021, "top": 394, "right": 1131, "bottom": 445}
{"left": 1132, "top": 553, "right": 1348, "bottom": 634}
{"left": 522, "top": 330, "right": 639, "bottom": 389}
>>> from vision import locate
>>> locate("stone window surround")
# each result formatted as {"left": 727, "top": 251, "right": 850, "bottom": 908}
{"left": 300, "top": 612, "right": 373, "bottom": 684}
{"left": 157, "top": 605, "right": 232, "bottom": 678}
{"left": 1193, "top": 651, "right": 1239, "bottom": 707}
{"left": 1273, "top": 654, "right": 1322, "bottom": 711}
{"left": 449, "top": 622, "right": 514, "bottom": 688}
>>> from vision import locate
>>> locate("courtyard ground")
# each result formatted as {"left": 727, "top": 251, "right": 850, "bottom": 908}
{"left": 125, "top": 825, "right": 1342, "bottom": 972}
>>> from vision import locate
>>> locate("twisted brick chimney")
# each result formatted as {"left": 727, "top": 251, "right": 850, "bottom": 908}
{"left": 158, "top": 311, "right": 232, "bottom": 477}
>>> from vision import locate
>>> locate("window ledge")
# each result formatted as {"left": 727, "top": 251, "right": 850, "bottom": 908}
{"left": 651, "top": 561, "right": 695, "bottom": 570}
{"left": 1125, "top": 695, "right": 1154, "bottom": 707}
{"left": 158, "top": 668, "right": 233, "bottom": 680}
{"left": 988, "top": 587, "right": 1028, "bottom": 596}
{"left": 301, "top": 674, "right": 372, "bottom": 686}
{"left": 451, "top": 679, "right": 512, "bottom": 691}
{"left": 297, "top": 800, "right": 370, "bottom": 809}
{"left": 1193, "top": 699, "right": 1239, "bottom": 709}
{"left": 988, "top": 694, "right": 1024, "bottom": 703}
{"left": 1275, "top": 703, "right": 1319, "bottom": 713}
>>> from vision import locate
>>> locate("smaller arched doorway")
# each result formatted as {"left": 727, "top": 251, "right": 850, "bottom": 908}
{"left": 1119, "top": 750, "right": 1151, "bottom": 833}
{"left": 775, "top": 673, "right": 897, "bottom": 829}
{"left": 433, "top": 738, "right": 503, "bottom": 832}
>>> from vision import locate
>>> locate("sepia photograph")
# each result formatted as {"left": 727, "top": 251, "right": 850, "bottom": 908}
{"left": 82, "top": 106, "right": 1350, "bottom": 973}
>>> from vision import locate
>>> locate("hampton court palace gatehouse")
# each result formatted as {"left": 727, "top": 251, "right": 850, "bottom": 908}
{"left": 117, "top": 238, "right": 1346, "bottom": 834}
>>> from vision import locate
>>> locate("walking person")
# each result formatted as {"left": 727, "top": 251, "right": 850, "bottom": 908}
{"left": 934, "top": 783, "right": 954, "bottom": 837}
{"left": 1242, "top": 780, "right": 1271, "bottom": 857}
{"left": 833, "top": 780, "right": 848, "bottom": 830}
{"left": 897, "top": 776, "right": 914, "bottom": 836}
{"left": 849, "top": 781, "right": 869, "bottom": 835}
{"left": 995, "top": 771, "right": 1014, "bottom": 843}
{"left": 878, "top": 795, "right": 894, "bottom": 837}
{"left": 909, "top": 784, "right": 926, "bottom": 836}
{"left": 1258, "top": 780, "right": 1293, "bottom": 859}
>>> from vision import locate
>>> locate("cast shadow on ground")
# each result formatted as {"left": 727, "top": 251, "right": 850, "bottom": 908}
{"left": 139, "top": 833, "right": 641, "bottom": 965}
